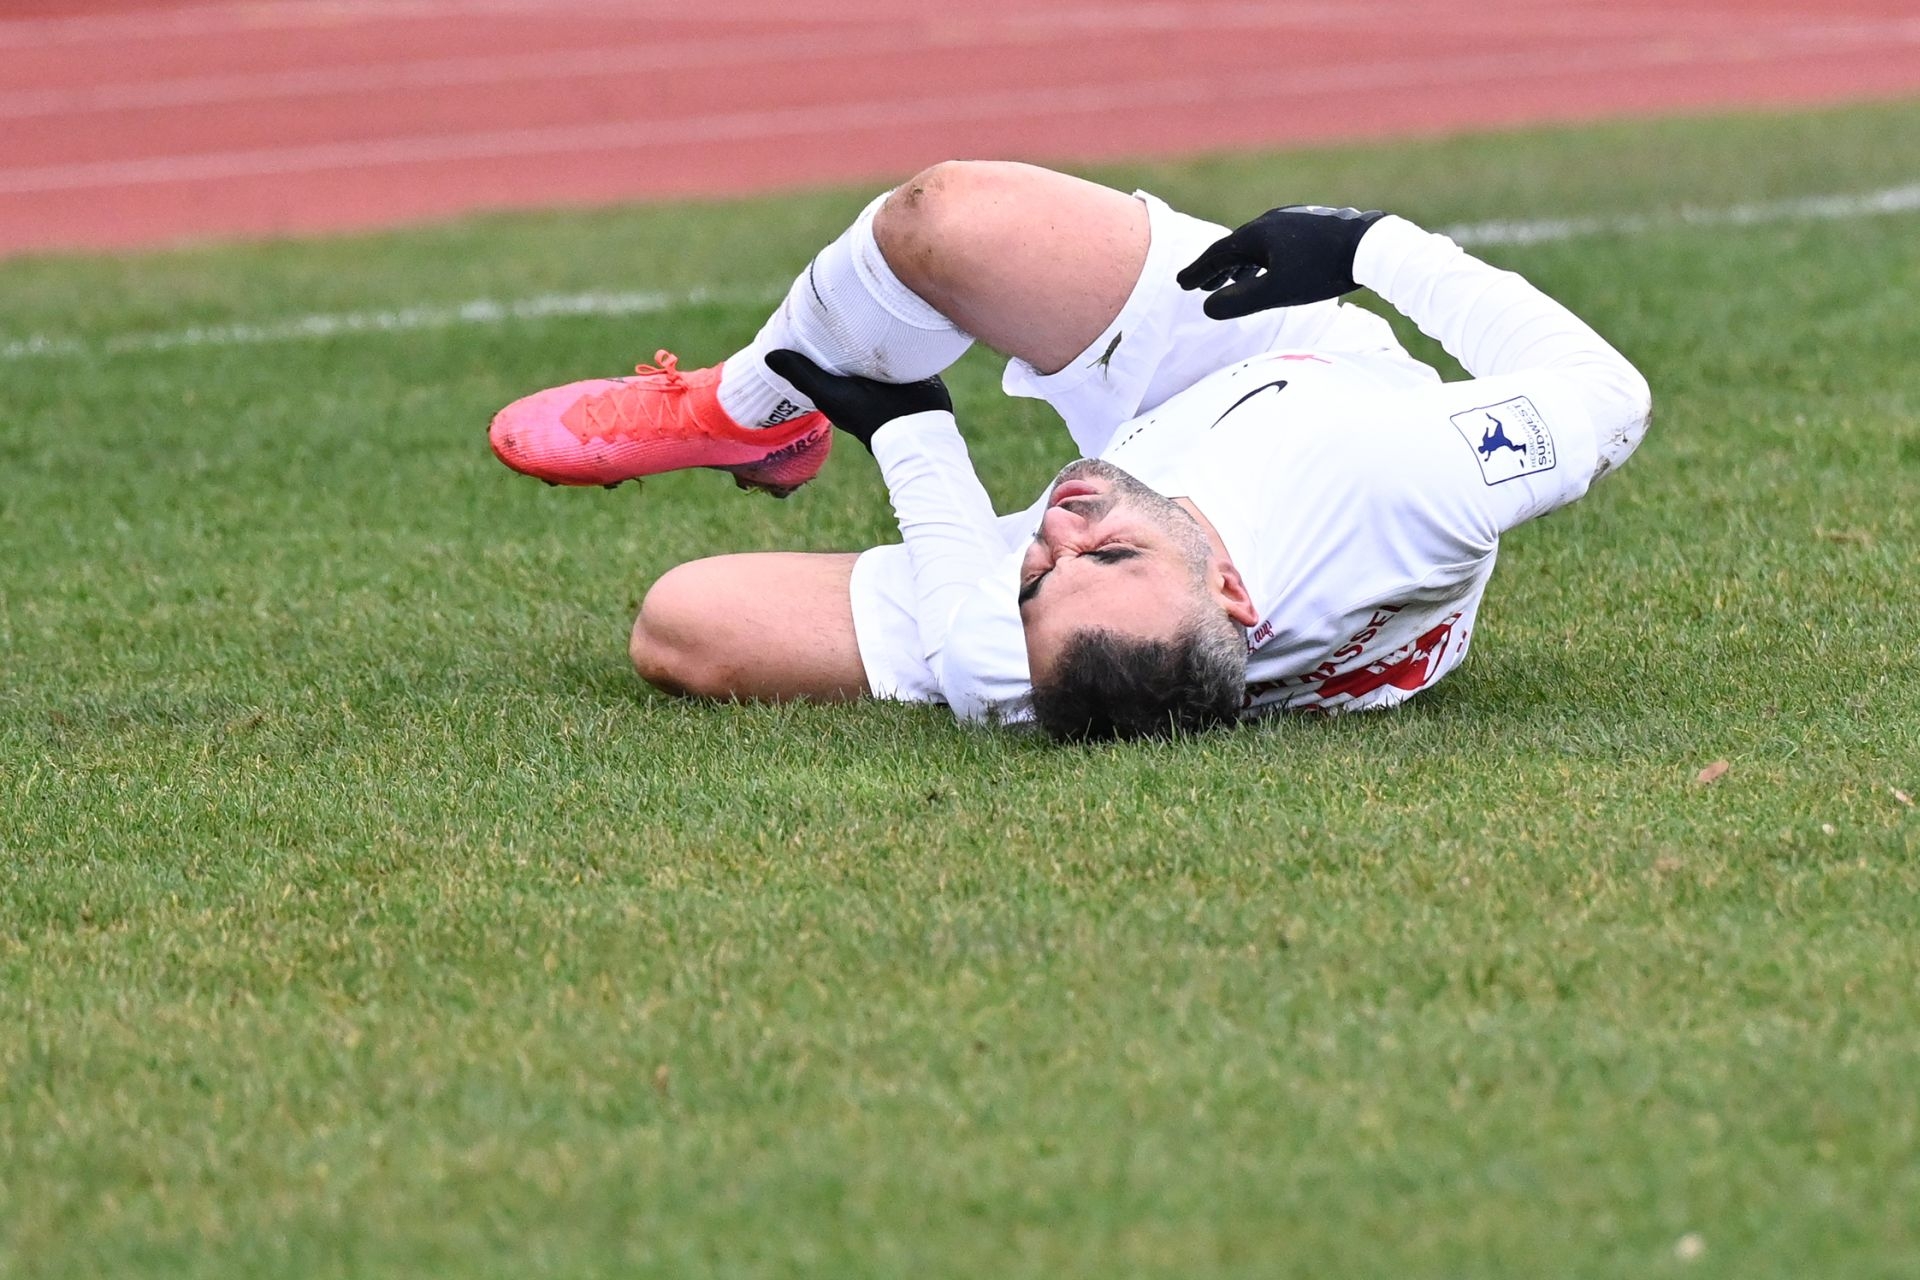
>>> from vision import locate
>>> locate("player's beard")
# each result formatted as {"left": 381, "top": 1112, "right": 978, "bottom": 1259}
{"left": 1050, "top": 458, "right": 1213, "bottom": 578}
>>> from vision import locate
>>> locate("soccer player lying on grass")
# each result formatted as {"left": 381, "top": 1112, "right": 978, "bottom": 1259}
{"left": 489, "top": 161, "right": 1651, "bottom": 742}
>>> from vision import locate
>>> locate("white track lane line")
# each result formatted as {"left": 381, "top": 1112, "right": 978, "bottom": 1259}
{"left": 4, "top": 184, "right": 1915, "bottom": 363}
{"left": 0, "top": 0, "right": 1889, "bottom": 47}
{"left": 7, "top": 27, "right": 1920, "bottom": 197}
{"left": 0, "top": 30, "right": 917, "bottom": 119}
{"left": 8, "top": 12, "right": 1910, "bottom": 120}
{"left": 0, "top": 0, "right": 1451, "bottom": 47}
{"left": 0, "top": 0, "right": 752, "bottom": 48}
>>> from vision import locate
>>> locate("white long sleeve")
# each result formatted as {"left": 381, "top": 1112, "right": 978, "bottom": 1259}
{"left": 868, "top": 410, "right": 1007, "bottom": 682}
{"left": 1353, "top": 216, "right": 1652, "bottom": 479}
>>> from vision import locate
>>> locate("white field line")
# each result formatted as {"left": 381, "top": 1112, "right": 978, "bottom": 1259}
{"left": 1444, "top": 182, "right": 1920, "bottom": 246}
{"left": 8, "top": 27, "right": 1920, "bottom": 197}
{"left": 4, "top": 184, "right": 1915, "bottom": 364}
{"left": 0, "top": 285, "right": 781, "bottom": 362}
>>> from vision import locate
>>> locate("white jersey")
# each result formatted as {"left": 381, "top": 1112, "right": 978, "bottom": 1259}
{"left": 862, "top": 216, "right": 1652, "bottom": 724}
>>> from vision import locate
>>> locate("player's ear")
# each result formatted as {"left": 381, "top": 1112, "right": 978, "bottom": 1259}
{"left": 1210, "top": 559, "right": 1259, "bottom": 627}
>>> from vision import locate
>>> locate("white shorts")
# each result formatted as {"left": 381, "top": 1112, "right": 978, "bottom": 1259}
{"left": 849, "top": 190, "right": 1417, "bottom": 703}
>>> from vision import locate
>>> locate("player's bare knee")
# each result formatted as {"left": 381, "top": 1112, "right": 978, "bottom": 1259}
{"left": 884, "top": 161, "right": 972, "bottom": 223}
{"left": 878, "top": 161, "right": 1002, "bottom": 294}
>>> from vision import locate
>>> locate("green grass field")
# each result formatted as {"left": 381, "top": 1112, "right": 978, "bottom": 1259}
{"left": 4, "top": 100, "right": 1918, "bottom": 1278}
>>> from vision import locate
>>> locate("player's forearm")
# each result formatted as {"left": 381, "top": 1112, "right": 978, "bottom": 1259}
{"left": 870, "top": 410, "right": 1006, "bottom": 669}
{"left": 1355, "top": 217, "right": 1652, "bottom": 469}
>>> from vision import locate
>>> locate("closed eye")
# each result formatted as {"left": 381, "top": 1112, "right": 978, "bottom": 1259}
{"left": 1018, "top": 546, "right": 1141, "bottom": 606}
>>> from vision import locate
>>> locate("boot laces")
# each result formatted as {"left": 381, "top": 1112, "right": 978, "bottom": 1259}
{"left": 576, "top": 350, "right": 688, "bottom": 438}
{"left": 632, "top": 349, "right": 686, "bottom": 384}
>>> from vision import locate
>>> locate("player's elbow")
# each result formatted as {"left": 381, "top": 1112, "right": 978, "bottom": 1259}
{"left": 1586, "top": 358, "right": 1653, "bottom": 479}
{"left": 1611, "top": 362, "right": 1654, "bottom": 469}
{"left": 1620, "top": 362, "right": 1653, "bottom": 433}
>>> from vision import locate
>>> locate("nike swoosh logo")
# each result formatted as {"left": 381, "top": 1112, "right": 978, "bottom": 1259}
{"left": 1209, "top": 379, "right": 1288, "bottom": 428}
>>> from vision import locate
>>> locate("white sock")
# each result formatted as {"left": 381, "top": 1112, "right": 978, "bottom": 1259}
{"left": 717, "top": 191, "right": 974, "bottom": 428}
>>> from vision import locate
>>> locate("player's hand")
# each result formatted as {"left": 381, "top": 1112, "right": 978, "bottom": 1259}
{"left": 765, "top": 349, "right": 952, "bottom": 451}
{"left": 1176, "top": 205, "right": 1387, "bottom": 319}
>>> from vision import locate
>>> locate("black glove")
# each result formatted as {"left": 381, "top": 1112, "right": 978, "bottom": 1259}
{"left": 764, "top": 349, "right": 952, "bottom": 451}
{"left": 1176, "top": 204, "right": 1387, "bottom": 319}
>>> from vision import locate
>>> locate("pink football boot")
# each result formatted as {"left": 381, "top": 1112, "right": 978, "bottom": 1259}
{"left": 489, "top": 351, "right": 831, "bottom": 497}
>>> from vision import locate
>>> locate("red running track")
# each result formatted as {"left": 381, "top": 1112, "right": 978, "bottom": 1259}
{"left": 2, "top": 0, "right": 1918, "bottom": 256}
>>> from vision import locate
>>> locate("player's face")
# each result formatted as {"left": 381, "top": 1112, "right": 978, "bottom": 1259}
{"left": 1017, "top": 459, "right": 1214, "bottom": 676}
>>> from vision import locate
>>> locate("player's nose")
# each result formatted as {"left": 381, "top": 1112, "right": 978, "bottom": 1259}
{"left": 1037, "top": 505, "right": 1085, "bottom": 546}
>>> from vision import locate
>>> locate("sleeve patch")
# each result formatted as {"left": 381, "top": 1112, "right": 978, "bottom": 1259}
{"left": 1449, "top": 395, "right": 1557, "bottom": 485}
